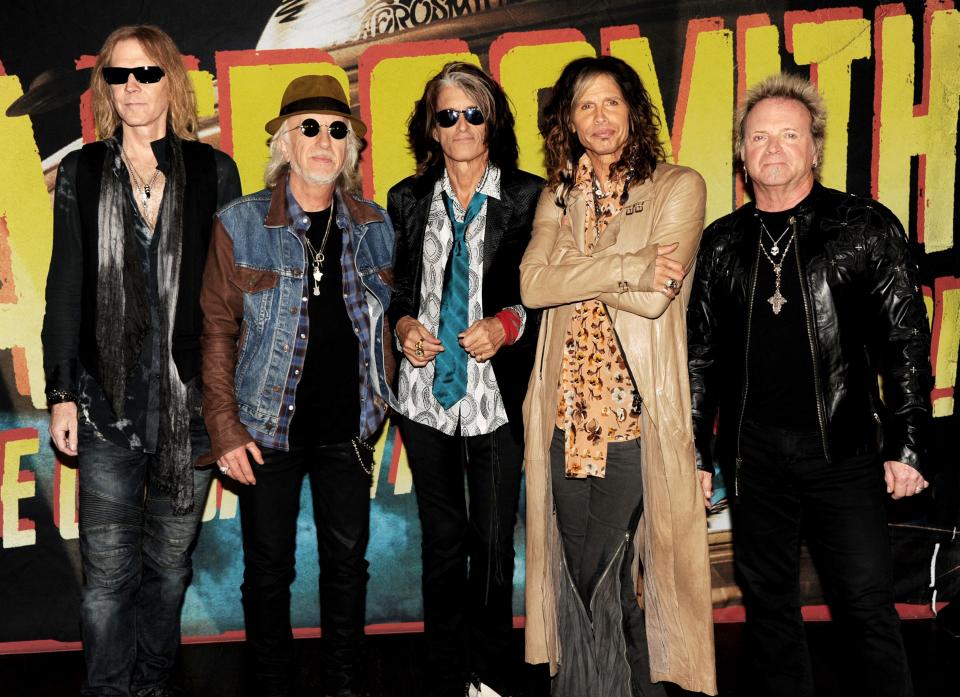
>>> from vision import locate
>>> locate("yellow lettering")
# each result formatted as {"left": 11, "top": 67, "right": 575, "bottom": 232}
{"left": 672, "top": 20, "right": 735, "bottom": 223}
{"left": 874, "top": 8, "right": 960, "bottom": 252}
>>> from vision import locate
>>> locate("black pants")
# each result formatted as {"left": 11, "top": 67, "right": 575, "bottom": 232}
{"left": 399, "top": 417, "right": 523, "bottom": 697}
{"left": 550, "top": 428, "right": 664, "bottom": 697}
{"left": 734, "top": 420, "right": 913, "bottom": 697}
{"left": 238, "top": 441, "right": 372, "bottom": 697}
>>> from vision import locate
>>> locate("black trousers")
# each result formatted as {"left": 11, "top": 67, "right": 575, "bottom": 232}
{"left": 550, "top": 428, "right": 664, "bottom": 697}
{"left": 238, "top": 441, "right": 372, "bottom": 697}
{"left": 399, "top": 417, "right": 523, "bottom": 697}
{"left": 734, "top": 420, "right": 913, "bottom": 697}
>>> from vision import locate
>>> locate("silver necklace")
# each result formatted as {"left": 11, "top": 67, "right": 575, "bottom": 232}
{"left": 759, "top": 218, "right": 791, "bottom": 256}
{"left": 303, "top": 207, "right": 335, "bottom": 296}
{"left": 758, "top": 226, "right": 797, "bottom": 315}
{"left": 123, "top": 152, "right": 162, "bottom": 207}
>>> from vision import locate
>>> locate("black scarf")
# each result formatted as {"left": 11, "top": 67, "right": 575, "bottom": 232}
{"left": 96, "top": 135, "right": 195, "bottom": 514}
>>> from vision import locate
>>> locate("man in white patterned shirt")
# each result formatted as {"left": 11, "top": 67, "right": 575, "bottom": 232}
{"left": 387, "top": 62, "right": 543, "bottom": 697}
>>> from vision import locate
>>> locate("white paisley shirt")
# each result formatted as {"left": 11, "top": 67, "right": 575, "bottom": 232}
{"left": 397, "top": 164, "right": 526, "bottom": 436}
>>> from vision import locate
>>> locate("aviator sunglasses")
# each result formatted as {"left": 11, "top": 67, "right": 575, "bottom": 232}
{"left": 287, "top": 118, "right": 349, "bottom": 140}
{"left": 435, "top": 107, "right": 485, "bottom": 128}
{"left": 103, "top": 66, "right": 166, "bottom": 85}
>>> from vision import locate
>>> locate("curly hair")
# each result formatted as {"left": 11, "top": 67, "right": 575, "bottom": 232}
{"left": 735, "top": 72, "right": 827, "bottom": 178}
{"left": 541, "top": 56, "right": 665, "bottom": 205}
{"left": 406, "top": 62, "right": 519, "bottom": 178}
{"left": 91, "top": 25, "right": 198, "bottom": 140}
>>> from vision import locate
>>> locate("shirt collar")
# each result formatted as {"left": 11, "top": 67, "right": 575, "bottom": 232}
{"left": 439, "top": 162, "right": 501, "bottom": 213}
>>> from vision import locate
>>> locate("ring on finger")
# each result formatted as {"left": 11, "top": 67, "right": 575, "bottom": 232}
{"left": 219, "top": 465, "right": 229, "bottom": 475}
{"left": 665, "top": 278, "right": 679, "bottom": 290}
{"left": 414, "top": 339, "right": 424, "bottom": 358}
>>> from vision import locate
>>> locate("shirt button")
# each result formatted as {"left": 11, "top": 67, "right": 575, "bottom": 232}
{"left": 290, "top": 307, "right": 297, "bottom": 314}
{"left": 273, "top": 385, "right": 281, "bottom": 393}
{"left": 294, "top": 369, "right": 300, "bottom": 375}
{"left": 283, "top": 344, "right": 290, "bottom": 352}
{"left": 302, "top": 296, "right": 308, "bottom": 302}
{"left": 300, "top": 333, "right": 306, "bottom": 339}
{"left": 288, "top": 404, "right": 294, "bottom": 411}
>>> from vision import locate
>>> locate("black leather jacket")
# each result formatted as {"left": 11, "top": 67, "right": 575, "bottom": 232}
{"left": 687, "top": 183, "right": 933, "bottom": 476}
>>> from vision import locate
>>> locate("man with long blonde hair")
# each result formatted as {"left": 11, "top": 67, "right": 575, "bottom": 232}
{"left": 41, "top": 24, "right": 240, "bottom": 697}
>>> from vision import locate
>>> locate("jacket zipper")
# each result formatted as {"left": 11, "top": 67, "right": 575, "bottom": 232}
{"left": 734, "top": 232, "right": 762, "bottom": 499}
{"left": 793, "top": 223, "right": 831, "bottom": 461}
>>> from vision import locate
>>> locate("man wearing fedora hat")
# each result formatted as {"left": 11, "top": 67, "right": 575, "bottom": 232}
{"left": 200, "top": 74, "right": 397, "bottom": 697}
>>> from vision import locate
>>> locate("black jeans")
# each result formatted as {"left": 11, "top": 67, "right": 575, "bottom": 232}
{"left": 77, "top": 417, "right": 212, "bottom": 697}
{"left": 734, "top": 420, "right": 913, "bottom": 697}
{"left": 398, "top": 417, "right": 523, "bottom": 697}
{"left": 550, "top": 428, "right": 664, "bottom": 697}
{"left": 238, "top": 441, "right": 372, "bottom": 697}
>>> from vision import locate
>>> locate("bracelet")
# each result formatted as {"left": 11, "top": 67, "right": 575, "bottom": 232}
{"left": 46, "top": 388, "right": 79, "bottom": 406}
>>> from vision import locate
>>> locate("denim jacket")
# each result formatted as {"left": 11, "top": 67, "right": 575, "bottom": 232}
{"left": 200, "top": 174, "right": 398, "bottom": 462}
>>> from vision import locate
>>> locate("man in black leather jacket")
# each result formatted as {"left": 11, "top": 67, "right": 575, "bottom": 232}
{"left": 687, "top": 73, "right": 932, "bottom": 697}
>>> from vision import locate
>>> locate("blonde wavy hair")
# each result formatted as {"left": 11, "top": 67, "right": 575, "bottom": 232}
{"left": 264, "top": 118, "right": 363, "bottom": 195}
{"left": 91, "top": 25, "right": 198, "bottom": 140}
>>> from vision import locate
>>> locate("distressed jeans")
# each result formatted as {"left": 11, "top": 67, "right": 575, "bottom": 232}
{"left": 77, "top": 418, "right": 212, "bottom": 697}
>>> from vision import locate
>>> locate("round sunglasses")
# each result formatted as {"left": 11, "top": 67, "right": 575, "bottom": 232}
{"left": 435, "top": 107, "right": 485, "bottom": 128}
{"left": 287, "top": 118, "right": 349, "bottom": 140}
{"left": 103, "top": 66, "right": 166, "bottom": 85}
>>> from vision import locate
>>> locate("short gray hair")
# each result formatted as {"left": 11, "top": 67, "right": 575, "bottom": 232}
{"left": 264, "top": 117, "right": 363, "bottom": 194}
{"left": 735, "top": 72, "right": 827, "bottom": 175}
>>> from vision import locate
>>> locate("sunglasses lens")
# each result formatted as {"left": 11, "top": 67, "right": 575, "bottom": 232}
{"left": 436, "top": 109, "right": 459, "bottom": 128}
{"left": 328, "top": 121, "right": 348, "bottom": 140}
{"left": 464, "top": 108, "right": 485, "bottom": 126}
{"left": 133, "top": 66, "right": 165, "bottom": 84}
{"left": 102, "top": 67, "right": 129, "bottom": 85}
{"left": 299, "top": 119, "right": 320, "bottom": 137}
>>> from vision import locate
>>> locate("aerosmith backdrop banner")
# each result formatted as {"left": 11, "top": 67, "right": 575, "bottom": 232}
{"left": 0, "top": 0, "right": 958, "bottom": 652}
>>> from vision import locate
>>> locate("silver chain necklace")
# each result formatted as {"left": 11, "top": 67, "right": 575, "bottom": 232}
{"left": 303, "top": 206, "right": 335, "bottom": 296}
{"left": 123, "top": 151, "right": 162, "bottom": 206}
{"left": 759, "top": 218, "right": 791, "bottom": 256}
{"left": 758, "top": 224, "right": 797, "bottom": 315}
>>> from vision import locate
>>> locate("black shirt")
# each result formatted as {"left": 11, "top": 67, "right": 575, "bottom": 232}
{"left": 288, "top": 204, "right": 361, "bottom": 446}
{"left": 742, "top": 197, "right": 820, "bottom": 429}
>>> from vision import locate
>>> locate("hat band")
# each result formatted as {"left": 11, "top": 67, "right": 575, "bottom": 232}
{"left": 279, "top": 96, "right": 351, "bottom": 118}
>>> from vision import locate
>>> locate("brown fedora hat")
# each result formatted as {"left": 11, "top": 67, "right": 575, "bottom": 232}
{"left": 264, "top": 74, "right": 366, "bottom": 137}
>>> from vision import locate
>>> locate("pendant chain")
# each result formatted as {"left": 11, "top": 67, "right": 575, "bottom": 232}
{"left": 757, "top": 216, "right": 797, "bottom": 316}
{"left": 303, "top": 206, "right": 335, "bottom": 296}
{"left": 122, "top": 150, "right": 162, "bottom": 227}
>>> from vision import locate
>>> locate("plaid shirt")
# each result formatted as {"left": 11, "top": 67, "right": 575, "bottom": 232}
{"left": 251, "top": 186, "right": 383, "bottom": 450}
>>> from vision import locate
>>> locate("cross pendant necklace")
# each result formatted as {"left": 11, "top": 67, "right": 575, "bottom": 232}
{"left": 768, "top": 263, "right": 787, "bottom": 314}
{"left": 758, "top": 222, "right": 797, "bottom": 316}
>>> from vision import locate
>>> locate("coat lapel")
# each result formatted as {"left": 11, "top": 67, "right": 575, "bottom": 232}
{"left": 483, "top": 193, "right": 509, "bottom": 274}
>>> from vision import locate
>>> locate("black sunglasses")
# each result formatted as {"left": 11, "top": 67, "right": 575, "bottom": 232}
{"left": 289, "top": 118, "right": 349, "bottom": 140}
{"left": 435, "top": 107, "right": 485, "bottom": 128}
{"left": 102, "top": 66, "right": 166, "bottom": 85}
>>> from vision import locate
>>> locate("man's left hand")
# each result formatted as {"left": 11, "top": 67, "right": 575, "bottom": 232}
{"left": 883, "top": 460, "right": 929, "bottom": 500}
{"left": 459, "top": 317, "right": 506, "bottom": 363}
{"left": 698, "top": 470, "right": 713, "bottom": 510}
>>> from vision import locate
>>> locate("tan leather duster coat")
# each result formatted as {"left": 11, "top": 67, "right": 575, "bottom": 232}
{"left": 519, "top": 162, "right": 717, "bottom": 694}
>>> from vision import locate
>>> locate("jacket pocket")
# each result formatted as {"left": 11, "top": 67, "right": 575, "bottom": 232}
{"left": 231, "top": 266, "right": 279, "bottom": 294}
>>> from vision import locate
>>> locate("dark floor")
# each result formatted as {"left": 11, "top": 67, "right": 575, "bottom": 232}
{"left": 2, "top": 617, "right": 958, "bottom": 697}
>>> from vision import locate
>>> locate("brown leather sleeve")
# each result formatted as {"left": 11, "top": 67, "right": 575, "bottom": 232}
{"left": 198, "top": 217, "right": 255, "bottom": 465}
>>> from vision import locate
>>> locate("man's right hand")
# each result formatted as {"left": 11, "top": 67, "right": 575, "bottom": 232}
{"left": 218, "top": 442, "right": 263, "bottom": 485}
{"left": 396, "top": 315, "right": 444, "bottom": 367}
{"left": 49, "top": 402, "right": 79, "bottom": 456}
